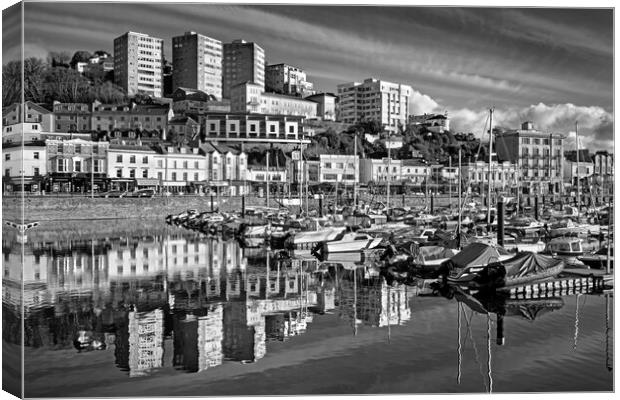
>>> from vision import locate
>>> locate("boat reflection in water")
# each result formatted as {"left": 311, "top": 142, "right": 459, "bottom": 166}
{"left": 2, "top": 230, "right": 412, "bottom": 379}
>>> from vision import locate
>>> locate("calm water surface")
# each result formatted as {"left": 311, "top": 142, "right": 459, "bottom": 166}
{"left": 2, "top": 219, "right": 613, "bottom": 397}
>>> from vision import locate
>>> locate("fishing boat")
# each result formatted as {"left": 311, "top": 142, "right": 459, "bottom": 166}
{"left": 318, "top": 232, "right": 383, "bottom": 256}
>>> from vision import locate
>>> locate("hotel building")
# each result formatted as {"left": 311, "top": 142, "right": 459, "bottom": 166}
{"left": 495, "top": 121, "right": 565, "bottom": 195}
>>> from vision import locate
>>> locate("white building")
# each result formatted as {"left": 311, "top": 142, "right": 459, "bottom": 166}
{"left": 460, "top": 160, "right": 518, "bottom": 193}
{"left": 114, "top": 31, "right": 164, "bottom": 98}
{"left": 3, "top": 142, "right": 47, "bottom": 192}
{"left": 359, "top": 158, "right": 402, "bottom": 184}
{"left": 401, "top": 160, "right": 429, "bottom": 185}
{"left": 106, "top": 144, "right": 160, "bottom": 190}
{"left": 230, "top": 82, "right": 317, "bottom": 118}
{"left": 317, "top": 154, "right": 359, "bottom": 184}
{"left": 337, "top": 78, "right": 413, "bottom": 133}
{"left": 265, "top": 63, "right": 315, "bottom": 97}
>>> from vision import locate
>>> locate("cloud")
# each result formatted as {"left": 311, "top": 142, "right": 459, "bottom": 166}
{"left": 447, "top": 103, "right": 614, "bottom": 151}
{"left": 408, "top": 90, "right": 440, "bottom": 115}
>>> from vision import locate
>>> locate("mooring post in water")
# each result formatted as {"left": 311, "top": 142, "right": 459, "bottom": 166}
{"left": 497, "top": 197, "right": 504, "bottom": 246}
{"left": 496, "top": 314, "right": 505, "bottom": 346}
{"left": 534, "top": 196, "right": 539, "bottom": 220}
{"left": 210, "top": 195, "right": 214, "bottom": 212}
{"left": 318, "top": 195, "right": 323, "bottom": 218}
{"left": 241, "top": 195, "right": 245, "bottom": 218}
{"left": 430, "top": 194, "right": 434, "bottom": 214}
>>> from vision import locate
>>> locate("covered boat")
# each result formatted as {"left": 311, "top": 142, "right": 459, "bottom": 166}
{"left": 447, "top": 248, "right": 564, "bottom": 289}
{"left": 444, "top": 242, "right": 513, "bottom": 285}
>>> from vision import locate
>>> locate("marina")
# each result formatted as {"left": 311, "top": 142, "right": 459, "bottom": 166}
{"left": 1, "top": 209, "right": 614, "bottom": 396}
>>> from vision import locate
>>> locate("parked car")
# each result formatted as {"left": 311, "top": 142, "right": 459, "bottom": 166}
{"left": 130, "top": 189, "right": 156, "bottom": 198}
{"left": 99, "top": 190, "right": 128, "bottom": 198}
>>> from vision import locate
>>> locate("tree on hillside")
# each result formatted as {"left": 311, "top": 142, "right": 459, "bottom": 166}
{"left": 2, "top": 58, "right": 47, "bottom": 106}
{"left": 47, "top": 51, "right": 72, "bottom": 68}
{"left": 42, "top": 67, "right": 91, "bottom": 103}
{"left": 89, "top": 81, "right": 126, "bottom": 104}
{"left": 93, "top": 50, "right": 110, "bottom": 58}
{"left": 70, "top": 50, "right": 92, "bottom": 69}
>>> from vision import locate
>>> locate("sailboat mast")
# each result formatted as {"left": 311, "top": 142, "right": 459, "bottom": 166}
{"left": 575, "top": 121, "right": 580, "bottom": 218}
{"left": 354, "top": 132, "right": 358, "bottom": 207}
{"left": 458, "top": 148, "right": 462, "bottom": 237}
{"left": 487, "top": 108, "right": 494, "bottom": 230}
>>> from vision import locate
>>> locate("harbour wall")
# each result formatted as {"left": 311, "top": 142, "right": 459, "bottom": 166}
{"left": 2, "top": 193, "right": 612, "bottom": 222}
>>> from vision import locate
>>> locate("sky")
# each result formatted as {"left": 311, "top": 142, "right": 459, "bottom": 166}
{"left": 1, "top": 2, "right": 615, "bottom": 150}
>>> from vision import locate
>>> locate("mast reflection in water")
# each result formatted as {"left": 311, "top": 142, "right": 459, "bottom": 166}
{"left": 1, "top": 221, "right": 613, "bottom": 396}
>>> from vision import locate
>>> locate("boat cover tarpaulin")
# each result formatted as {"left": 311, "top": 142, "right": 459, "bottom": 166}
{"left": 441, "top": 242, "right": 502, "bottom": 270}
{"left": 414, "top": 246, "right": 457, "bottom": 264}
{"left": 501, "top": 252, "right": 563, "bottom": 279}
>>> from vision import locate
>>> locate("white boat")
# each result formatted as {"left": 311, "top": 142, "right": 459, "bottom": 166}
{"left": 321, "top": 232, "right": 383, "bottom": 255}
{"left": 289, "top": 226, "right": 347, "bottom": 255}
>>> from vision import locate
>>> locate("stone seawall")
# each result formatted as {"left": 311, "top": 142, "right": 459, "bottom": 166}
{"left": 2, "top": 193, "right": 610, "bottom": 222}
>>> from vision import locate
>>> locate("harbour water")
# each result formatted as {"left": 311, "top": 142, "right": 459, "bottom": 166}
{"left": 2, "top": 220, "right": 613, "bottom": 397}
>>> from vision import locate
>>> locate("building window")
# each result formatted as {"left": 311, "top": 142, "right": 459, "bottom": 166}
{"left": 75, "top": 144, "right": 81, "bottom": 153}
{"left": 183, "top": 161, "right": 188, "bottom": 169}
{"left": 5, "top": 154, "right": 9, "bottom": 161}
{"left": 158, "top": 172, "right": 163, "bottom": 181}
{"left": 157, "top": 160, "right": 163, "bottom": 167}
{"left": 130, "top": 155, "right": 136, "bottom": 163}
{"left": 57, "top": 159, "right": 68, "bottom": 172}
{"left": 183, "top": 172, "right": 188, "bottom": 181}
{"left": 116, "top": 154, "right": 123, "bottom": 163}
{"left": 116, "top": 169, "right": 122, "bottom": 178}
{"left": 171, "top": 172, "right": 177, "bottom": 180}
{"left": 74, "top": 160, "right": 81, "bottom": 172}
{"left": 289, "top": 125, "right": 295, "bottom": 133}
{"left": 5, "top": 169, "right": 10, "bottom": 176}
{"left": 33, "top": 152, "right": 40, "bottom": 160}
{"left": 129, "top": 169, "right": 135, "bottom": 178}
{"left": 210, "top": 123, "right": 216, "bottom": 131}
{"left": 194, "top": 161, "right": 199, "bottom": 169}
{"left": 142, "top": 156, "right": 148, "bottom": 164}
{"left": 194, "top": 173, "right": 199, "bottom": 181}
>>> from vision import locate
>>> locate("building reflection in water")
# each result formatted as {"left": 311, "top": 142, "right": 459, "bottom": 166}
{"left": 2, "top": 231, "right": 413, "bottom": 378}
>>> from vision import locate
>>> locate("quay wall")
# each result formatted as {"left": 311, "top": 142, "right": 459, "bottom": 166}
{"left": 2, "top": 193, "right": 613, "bottom": 222}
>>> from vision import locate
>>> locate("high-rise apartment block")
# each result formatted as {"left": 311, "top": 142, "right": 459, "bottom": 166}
{"left": 265, "top": 63, "right": 315, "bottom": 97}
{"left": 222, "top": 40, "right": 265, "bottom": 99}
{"left": 114, "top": 32, "right": 164, "bottom": 98}
{"left": 336, "top": 78, "right": 412, "bottom": 133}
{"left": 172, "top": 31, "right": 223, "bottom": 99}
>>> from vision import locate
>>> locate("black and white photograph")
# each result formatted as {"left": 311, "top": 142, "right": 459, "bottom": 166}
{"left": 1, "top": 1, "right": 615, "bottom": 398}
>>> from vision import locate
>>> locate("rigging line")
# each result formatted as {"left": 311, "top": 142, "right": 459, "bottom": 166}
{"left": 474, "top": 112, "right": 490, "bottom": 163}
{"left": 573, "top": 293, "right": 582, "bottom": 351}
{"left": 487, "top": 314, "right": 493, "bottom": 394}
{"left": 463, "top": 308, "right": 489, "bottom": 392}
{"left": 457, "top": 301, "right": 462, "bottom": 385}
